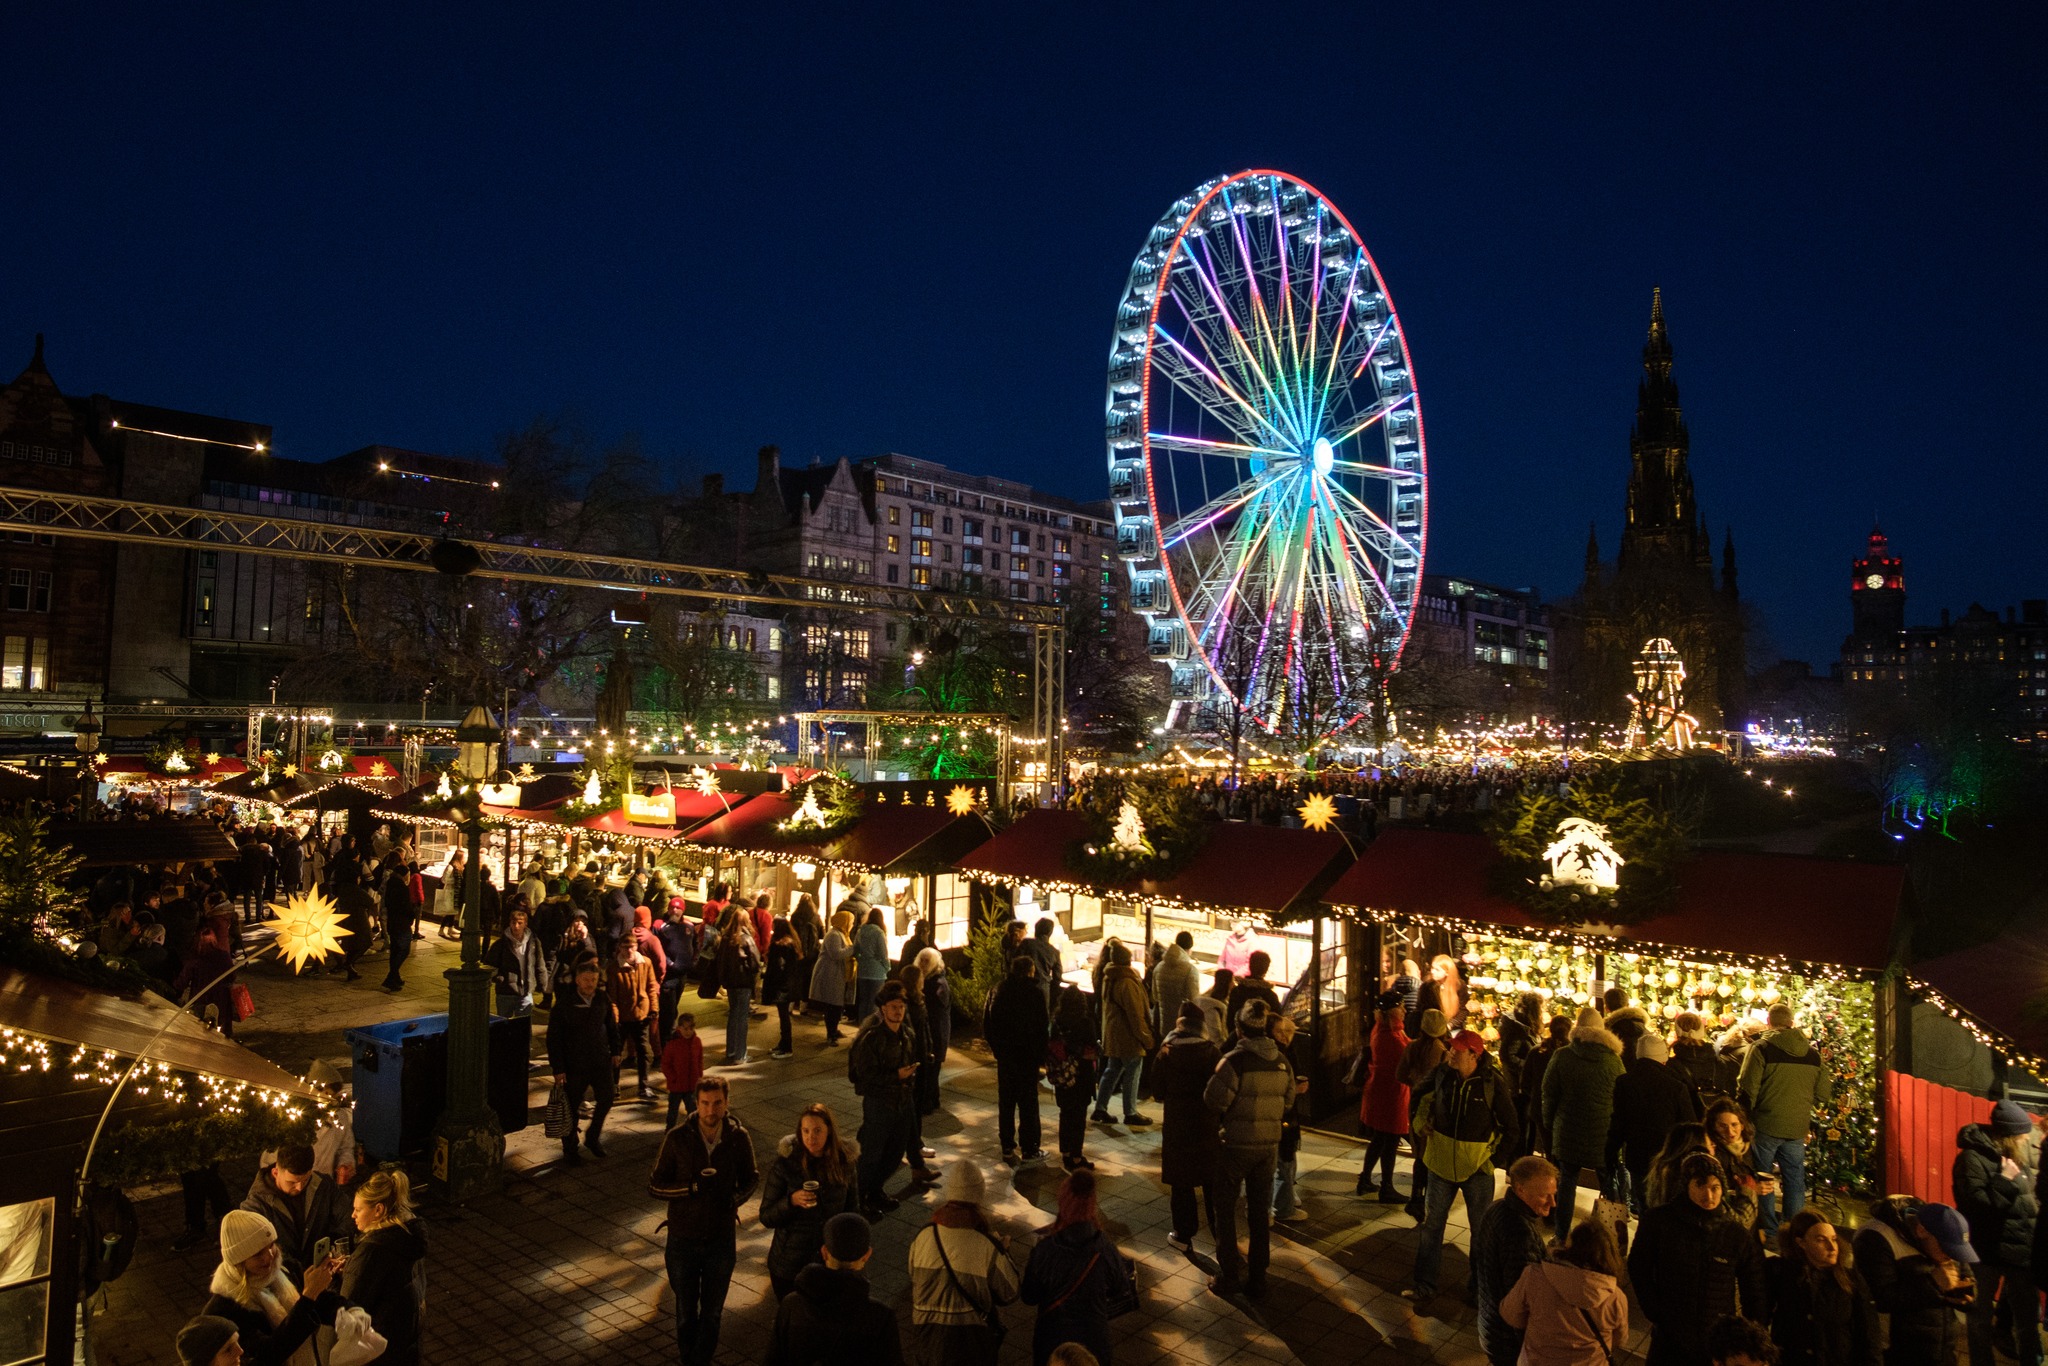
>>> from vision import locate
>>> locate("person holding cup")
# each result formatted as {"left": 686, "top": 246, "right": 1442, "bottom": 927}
{"left": 759, "top": 1101, "right": 862, "bottom": 1301}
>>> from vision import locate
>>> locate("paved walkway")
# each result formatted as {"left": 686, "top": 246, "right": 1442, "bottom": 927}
{"left": 92, "top": 934, "right": 1660, "bottom": 1365}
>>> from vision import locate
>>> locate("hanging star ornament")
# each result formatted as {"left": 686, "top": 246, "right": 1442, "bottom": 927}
{"left": 281, "top": 763, "right": 300, "bottom": 779}
{"left": 205, "top": 752, "right": 222, "bottom": 766}
{"left": 261, "top": 888, "right": 352, "bottom": 974}
{"left": 946, "top": 784, "right": 978, "bottom": 817}
{"left": 516, "top": 762, "right": 537, "bottom": 781}
{"left": 1297, "top": 793, "right": 1338, "bottom": 832}
{"left": 692, "top": 766, "right": 721, "bottom": 797}
{"left": 368, "top": 759, "right": 389, "bottom": 777}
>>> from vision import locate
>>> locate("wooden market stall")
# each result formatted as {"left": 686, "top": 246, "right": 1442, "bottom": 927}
{"left": 1322, "top": 827, "right": 1907, "bottom": 1191}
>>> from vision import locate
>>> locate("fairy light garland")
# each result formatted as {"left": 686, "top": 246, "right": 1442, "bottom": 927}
{"left": 1907, "top": 977, "right": 2048, "bottom": 1085}
{"left": 0, "top": 1026, "right": 321, "bottom": 1124}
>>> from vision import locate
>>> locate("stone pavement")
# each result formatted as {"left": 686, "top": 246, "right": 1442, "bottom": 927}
{"left": 90, "top": 933, "right": 1661, "bottom": 1365}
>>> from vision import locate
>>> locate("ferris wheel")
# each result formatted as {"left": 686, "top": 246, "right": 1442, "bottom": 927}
{"left": 1106, "top": 170, "right": 1427, "bottom": 734}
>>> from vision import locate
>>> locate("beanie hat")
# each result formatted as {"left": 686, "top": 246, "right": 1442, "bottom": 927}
{"left": 1418, "top": 1009, "right": 1448, "bottom": 1039}
{"left": 1237, "top": 999, "right": 1273, "bottom": 1034}
{"left": 634, "top": 906, "right": 652, "bottom": 929}
{"left": 942, "top": 1160, "right": 986, "bottom": 1206}
{"left": 1177, "top": 1001, "right": 1206, "bottom": 1028}
{"left": 1991, "top": 1100, "right": 2034, "bottom": 1137}
{"left": 219, "top": 1210, "right": 277, "bottom": 1267}
{"left": 1448, "top": 1029, "right": 1486, "bottom": 1055}
{"left": 176, "top": 1315, "right": 239, "bottom": 1366}
{"left": 1375, "top": 989, "right": 1406, "bottom": 1011}
{"left": 1575, "top": 1006, "right": 1604, "bottom": 1031}
{"left": 1636, "top": 1036, "right": 1671, "bottom": 1063}
{"left": 822, "top": 1211, "right": 872, "bottom": 1262}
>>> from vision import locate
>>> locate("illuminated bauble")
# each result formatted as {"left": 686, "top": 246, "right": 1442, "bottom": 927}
{"left": 1740, "top": 986, "right": 1757, "bottom": 1002}
{"left": 1663, "top": 1004, "right": 1681, "bottom": 1020}
{"left": 1761, "top": 986, "right": 1780, "bottom": 1004}
{"left": 1663, "top": 970, "right": 1681, "bottom": 988}
{"left": 1572, "top": 991, "right": 1589, "bottom": 1005}
{"left": 261, "top": 889, "right": 352, "bottom": 974}
{"left": 1481, "top": 1025, "right": 1500, "bottom": 1043}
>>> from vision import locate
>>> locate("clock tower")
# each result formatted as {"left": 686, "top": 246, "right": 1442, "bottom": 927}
{"left": 1850, "top": 524, "right": 1905, "bottom": 643}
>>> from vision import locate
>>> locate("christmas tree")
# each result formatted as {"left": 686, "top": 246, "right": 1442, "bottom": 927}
{"left": 1796, "top": 978, "right": 1878, "bottom": 1191}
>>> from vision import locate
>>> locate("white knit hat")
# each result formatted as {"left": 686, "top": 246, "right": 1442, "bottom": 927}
{"left": 942, "top": 1160, "right": 985, "bottom": 1206}
{"left": 220, "top": 1209, "right": 277, "bottom": 1266}
{"left": 1636, "top": 1035, "right": 1671, "bottom": 1063}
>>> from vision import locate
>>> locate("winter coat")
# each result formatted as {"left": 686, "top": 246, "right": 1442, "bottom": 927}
{"left": 1670, "top": 1038, "right": 1725, "bottom": 1101}
{"left": 848, "top": 1016, "right": 921, "bottom": 1103}
{"left": 1521, "top": 1040, "right": 1564, "bottom": 1154}
{"left": 1099, "top": 963, "right": 1155, "bottom": 1059}
{"left": 1360, "top": 1015, "right": 1413, "bottom": 1134}
{"left": 654, "top": 917, "right": 700, "bottom": 984}
{"left": 1413, "top": 1056, "right": 1518, "bottom": 1183}
{"left": 1497, "top": 1013, "right": 1538, "bottom": 1098}
{"left": 717, "top": 925, "right": 761, "bottom": 995}
{"left": 1738, "top": 1026, "right": 1834, "bottom": 1142}
{"left": 1472, "top": 1190, "right": 1554, "bottom": 1366}
{"left": 1192, "top": 993, "right": 1230, "bottom": 1046}
{"left": 1856, "top": 1206, "right": 1972, "bottom": 1366}
{"left": 340, "top": 1219, "right": 428, "bottom": 1366}
{"left": 1952, "top": 1124, "right": 2037, "bottom": 1270}
{"left": 483, "top": 927, "right": 548, "bottom": 1000}
{"left": 759, "top": 1133, "right": 862, "bottom": 1283}
{"left": 811, "top": 929, "right": 854, "bottom": 1005}
{"left": 545, "top": 985, "right": 620, "bottom": 1075}
{"left": 1022, "top": 937, "right": 1063, "bottom": 999}
{"left": 1542, "top": 1025, "right": 1625, "bottom": 1174}
{"left": 790, "top": 904, "right": 823, "bottom": 962}
{"left": 200, "top": 1263, "right": 341, "bottom": 1366}
{"left": 1049, "top": 991, "right": 1100, "bottom": 1107}
{"left": 907, "top": 1216, "right": 1020, "bottom": 1364}
{"left": 1150, "top": 942, "right": 1202, "bottom": 1027}
{"left": 1153, "top": 1025, "right": 1225, "bottom": 1188}
{"left": 1020, "top": 1222, "right": 1133, "bottom": 1366}
{"left": 1501, "top": 1258, "right": 1630, "bottom": 1366}
{"left": 854, "top": 923, "right": 890, "bottom": 982}
{"left": 1605, "top": 1006, "right": 1650, "bottom": 1058}
{"left": 1716, "top": 1140, "right": 1763, "bottom": 1231}
{"left": 924, "top": 973, "right": 953, "bottom": 1061}
{"left": 1626, "top": 1197, "right": 1766, "bottom": 1366}
{"left": 1765, "top": 1256, "right": 1883, "bottom": 1366}
{"left": 606, "top": 952, "right": 660, "bottom": 1024}
{"left": 768, "top": 1263, "right": 905, "bottom": 1366}
{"left": 1607, "top": 1056, "right": 1702, "bottom": 1172}
{"left": 764, "top": 937, "right": 805, "bottom": 1007}
{"left": 985, "top": 978, "right": 1050, "bottom": 1067}
{"left": 1223, "top": 978, "right": 1282, "bottom": 1033}
{"left": 240, "top": 1167, "right": 354, "bottom": 1274}
{"left": 648, "top": 1113, "right": 761, "bottom": 1243}
{"left": 1204, "top": 1033, "right": 1295, "bottom": 1150}
{"left": 661, "top": 1031, "right": 703, "bottom": 1095}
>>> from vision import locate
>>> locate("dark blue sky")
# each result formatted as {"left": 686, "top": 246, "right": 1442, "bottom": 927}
{"left": 9, "top": 5, "right": 2042, "bottom": 665}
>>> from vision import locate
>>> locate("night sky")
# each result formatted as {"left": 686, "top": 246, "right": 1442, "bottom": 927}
{"left": 9, "top": 6, "right": 2042, "bottom": 666}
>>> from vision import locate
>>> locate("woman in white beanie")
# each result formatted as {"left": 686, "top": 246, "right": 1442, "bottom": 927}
{"left": 905, "top": 1160, "right": 1019, "bottom": 1365}
{"left": 196, "top": 1210, "right": 343, "bottom": 1366}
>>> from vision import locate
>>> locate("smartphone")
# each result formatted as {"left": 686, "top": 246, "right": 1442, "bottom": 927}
{"left": 311, "top": 1237, "right": 332, "bottom": 1264}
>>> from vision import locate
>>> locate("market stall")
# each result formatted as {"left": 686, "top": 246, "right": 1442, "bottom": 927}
{"left": 1322, "top": 826, "right": 1906, "bottom": 1190}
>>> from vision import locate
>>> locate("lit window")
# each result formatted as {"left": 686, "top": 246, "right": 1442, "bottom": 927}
{"left": 1, "top": 637, "right": 22, "bottom": 689}
{"left": 28, "top": 638, "right": 45, "bottom": 690}
{"left": 911, "top": 567, "right": 932, "bottom": 587}
{"left": 889, "top": 507, "right": 901, "bottom": 525}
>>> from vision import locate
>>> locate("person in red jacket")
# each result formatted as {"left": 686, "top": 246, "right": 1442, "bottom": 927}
{"left": 1357, "top": 988, "right": 1413, "bottom": 1202}
{"left": 662, "top": 1015, "right": 704, "bottom": 1129}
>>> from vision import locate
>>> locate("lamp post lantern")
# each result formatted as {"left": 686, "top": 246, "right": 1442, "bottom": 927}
{"left": 432, "top": 703, "right": 505, "bottom": 1201}
{"left": 72, "top": 698, "right": 102, "bottom": 816}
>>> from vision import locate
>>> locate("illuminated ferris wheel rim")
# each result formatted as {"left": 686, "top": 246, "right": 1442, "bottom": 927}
{"left": 1107, "top": 168, "right": 1430, "bottom": 729}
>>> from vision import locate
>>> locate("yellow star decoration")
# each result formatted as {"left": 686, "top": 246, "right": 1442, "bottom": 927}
{"left": 368, "top": 759, "right": 389, "bottom": 776}
{"left": 516, "top": 763, "right": 537, "bottom": 781}
{"left": 260, "top": 888, "right": 352, "bottom": 973}
{"left": 692, "top": 766, "right": 721, "bottom": 798}
{"left": 281, "top": 763, "right": 299, "bottom": 779}
{"left": 946, "top": 784, "right": 978, "bottom": 817}
{"left": 1297, "top": 793, "right": 1339, "bottom": 832}
{"left": 92, "top": 751, "right": 108, "bottom": 766}
{"left": 205, "top": 752, "right": 223, "bottom": 766}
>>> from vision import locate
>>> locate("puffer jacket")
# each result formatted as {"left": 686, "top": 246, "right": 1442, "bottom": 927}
{"left": 340, "top": 1219, "right": 428, "bottom": 1366}
{"left": 1605, "top": 1006, "right": 1650, "bottom": 1057}
{"left": 1738, "top": 1026, "right": 1834, "bottom": 1141}
{"left": 758, "top": 1132, "right": 861, "bottom": 1283}
{"left": 1413, "top": 1055, "right": 1518, "bottom": 1183}
{"left": 1764, "top": 1254, "right": 1882, "bottom": 1366}
{"left": 1149, "top": 942, "right": 1202, "bottom": 1026}
{"left": 1670, "top": 1037, "right": 1725, "bottom": 1100}
{"left": 1501, "top": 1258, "right": 1630, "bottom": 1366}
{"left": 1203, "top": 1032, "right": 1296, "bottom": 1149}
{"left": 1607, "top": 1056, "right": 1701, "bottom": 1172}
{"left": 1359, "top": 1015, "right": 1412, "bottom": 1134}
{"left": 1473, "top": 1189, "right": 1553, "bottom": 1366}
{"left": 810, "top": 928, "right": 853, "bottom": 1004}
{"left": 1098, "top": 962, "right": 1155, "bottom": 1058}
{"left": 1953, "top": 1124, "right": 2037, "bottom": 1270}
{"left": 1628, "top": 1196, "right": 1766, "bottom": 1366}
{"left": 1153, "top": 1025, "right": 1224, "bottom": 1188}
{"left": 1542, "top": 1024, "right": 1625, "bottom": 1173}
{"left": 1856, "top": 1202, "right": 1971, "bottom": 1366}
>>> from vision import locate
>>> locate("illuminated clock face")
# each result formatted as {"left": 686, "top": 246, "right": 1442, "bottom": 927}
{"left": 1865, "top": 573, "right": 1885, "bottom": 589}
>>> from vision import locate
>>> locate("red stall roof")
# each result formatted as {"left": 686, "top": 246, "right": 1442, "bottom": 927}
{"left": 953, "top": 811, "right": 1352, "bottom": 917}
{"left": 1323, "top": 828, "right": 1904, "bottom": 973}
{"left": 685, "top": 792, "right": 987, "bottom": 871}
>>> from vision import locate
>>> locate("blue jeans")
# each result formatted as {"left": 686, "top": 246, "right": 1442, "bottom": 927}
{"left": 1092, "top": 1055, "right": 1142, "bottom": 1117}
{"left": 665, "top": 1232, "right": 736, "bottom": 1366}
{"left": 1752, "top": 1133, "right": 1807, "bottom": 1234}
{"left": 854, "top": 977, "right": 881, "bottom": 1024}
{"left": 1416, "top": 1166, "right": 1496, "bottom": 1296}
{"left": 724, "top": 987, "right": 751, "bottom": 1063}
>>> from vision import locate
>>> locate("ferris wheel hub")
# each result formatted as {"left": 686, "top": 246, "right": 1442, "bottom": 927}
{"left": 1311, "top": 437, "right": 1335, "bottom": 476}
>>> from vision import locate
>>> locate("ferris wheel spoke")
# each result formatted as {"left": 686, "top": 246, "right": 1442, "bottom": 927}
{"left": 1157, "top": 476, "right": 1272, "bottom": 550}
{"left": 1217, "top": 198, "right": 1304, "bottom": 438}
{"left": 1158, "top": 277, "right": 1297, "bottom": 444}
{"left": 1328, "top": 458, "right": 1423, "bottom": 481}
{"left": 1322, "top": 486, "right": 1416, "bottom": 585}
{"left": 1178, "top": 248, "right": 1302, "bottom": 445}
{"left": 1327, "top": 391, "right": 1415, "bottom": 447}
{"left": 1147, "top": 337, "right": 1295, "bottom": 452}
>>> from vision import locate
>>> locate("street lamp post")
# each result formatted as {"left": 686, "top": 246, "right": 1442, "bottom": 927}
{"left": 72, "top": 697, "right": 102, "bottom": 817}
{"left": 431, "top": 704, "right": 505, "bottom": 1202}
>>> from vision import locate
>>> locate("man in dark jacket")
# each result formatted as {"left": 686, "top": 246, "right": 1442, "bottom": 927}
{"left": 1223, "top": 950, "right": 1283, "bottom": 1026}
{"left": 1023, "top": 917, "right": 1063, "bottom": 1005}
{"left": 546, "top": 956, "right": 621, "bottom": 1162}
{"left": 1472, "top": 1155, "right": 1559, "bottom": 1366}
{"left": 848, "top": 982, "right": 935, "bottom": 1215}
{"left": 1203, "top": 999, "right": 1295, "bottom": 1298}
{"left": 1628, "top": 1153, "right": 1767, "bottom": 1366}
{"left": 985, "top": 957, "right": 1050, "bottom": 1164}
{"left": 1155, "top": 1000, "right": 1224, "bottom": 1255}
{"left": 767, "top": 1211, "right": 903, "bottom": 1366}
{"left": 649, "top": 1076, "right": 760, "bottom": 1366}
{"left": 1860, "top": 1196, "right": 1978, "bottom": 1366}
{"left": 1956, "top": 1101, "right": 2037, "bottom": 1366}
{"left": 1608, "top": 1035, "right": 1701, "bottom": 1214}
{"left": 1406, "top": 1031, "right": 1519, "bottom": 1304}
{"left": 239, "top": 1145, "right": 353, "bottom": 1275}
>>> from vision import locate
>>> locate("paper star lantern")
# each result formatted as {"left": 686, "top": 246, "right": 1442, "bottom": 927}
{"left": 92, "top": 752, "right": 108, "bottom": 766}
{"left": 1297, "top": 793, "right": 1338, "bottom": 832}
{"left": 692, "top": 766, "right": 720, "bottom": 797}
{"left": 946, "top": 784, "right": 978, "bottom": 817}
{"left": 282, "top": 763, "right": 300, "bottom": 779}
{"left": 516, "top": 762, "right": 537, "bottom": 781}
{"left": 261, "top": 888, "right": 352, "bottom": 974}
{"left": 205, "top": 752, "right": 222, "bottom": 766}
{"left": 368, "top": 759, "right": 389, "bottom": 777}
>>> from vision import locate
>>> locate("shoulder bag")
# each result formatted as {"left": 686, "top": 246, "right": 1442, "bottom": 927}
{"left": 1578, "top": 1306, "right": 1613, "bottom": 1365}
{"left": 928, "top": 1225, "right": 1006, "bottom": 1347}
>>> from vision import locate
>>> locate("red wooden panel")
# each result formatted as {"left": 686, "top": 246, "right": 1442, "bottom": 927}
{"left": 1886, "top": 1071, "right": 1986, "bottom": 1205}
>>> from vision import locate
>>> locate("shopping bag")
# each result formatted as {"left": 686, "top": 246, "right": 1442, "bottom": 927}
{"left": 542, "top": 1083, "right": 572, "bottom": 1140}
{"left": 1590, "top": 1194, "right": 1630, "bottom": 1256}
{"left": 330, "top": 1305, "right": 388, "bottom": 1366}
{"left": 230, "top": 983, "right": 257, "bottom": 1022}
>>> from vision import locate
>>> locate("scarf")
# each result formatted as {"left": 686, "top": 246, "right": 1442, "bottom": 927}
{"left": 211, "top": 1261, "right": 317, "bottom": 1366}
